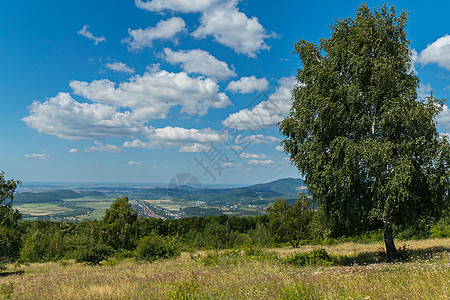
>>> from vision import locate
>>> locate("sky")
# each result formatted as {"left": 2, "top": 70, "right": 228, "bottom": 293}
{"left": 1, "top": 0, "right": 449, "bottom": 185}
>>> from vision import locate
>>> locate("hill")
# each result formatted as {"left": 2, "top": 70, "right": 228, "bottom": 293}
{"left": 12, "top": 178, "right": 308, "bottom": 220}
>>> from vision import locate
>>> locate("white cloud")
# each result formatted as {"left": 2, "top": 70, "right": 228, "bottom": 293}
{"left": 192, "top": 1, "right": 272, "bottom": 57}
{"left": 77, "top": 25, "right": 106, "bottom": 45}
{"left": 179, "top": 143, "right": 211, "bottom": 153}
{"left": 22, "top": 93, "right": 151, "bottom": 140}
{"left": 24, "top": 153, "right": 49, "bottom": 160}
{"left": 124, "top": 17, "right": 186, "bottom": 51}
{"left": 164, "top": 48, "right": 236, "bottom": 81}
{"left": 223, "top": 162, "right": 241, "bottom": 167}
{"left": 85, "top": 141, "right": 121, "bottom": 153}
{"left": 275, "top": 145, "right": 283, "bottom": 152}
{"left": 417, "top": 35, "right": 450, "bottom": 70}
{"left": 240, "top": 152, "right": 268, "bottom": 159}
{"left": 223, "top": 76, "right": 296, "bottom": 130}
{"left": 226, "top": 145, "right": 242, "bottom": 150}
{"left": 418, "top": 83, "right": 432, "bottom": 100}
{"left": 128, "top": 161, "right": 143, "bottom": 165}
{"left": 437, "top": 104, "right": 450, "bottom": 133}
{"left": 410, "top": 48, "right": 418, "bottom": 73}
{"left": 105, "top": 62, "right": 135, "bottom": 74}
{"left": 124, "top": 126, "right": 226, "bottom": 150}
{"left": 226, "top": 76, "right": 269, "bottom": 94}
{"left": 235, "top": 134, "right": 281, "bottom": 145}
{"left": 70, "top": 69, "right": 231, "bottom": 120}
{"left": 247, "top": 159, "right": 274, "bottom": 166}
{"left": 135, "top": 0, "right": 221, "bottom": 13}
{"left": 68, "top": 148, "right": 78, "bottom": 154}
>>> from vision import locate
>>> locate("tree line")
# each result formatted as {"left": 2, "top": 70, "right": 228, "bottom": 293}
{"left": 1, "top": 171, "right": 448, "bottom": 267}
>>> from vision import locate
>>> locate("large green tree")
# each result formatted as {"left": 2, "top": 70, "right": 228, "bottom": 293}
{"left": 100, "top": 196, "right": 138, "bottom": 250}
{"left": 0, "top": 172, "right": 22, "bottom": 265}
{"left": 279, "top": 4, "right": 450, "bottom": 261}
{"left": 267, "top": 193, "right": 313, "bottom": 248}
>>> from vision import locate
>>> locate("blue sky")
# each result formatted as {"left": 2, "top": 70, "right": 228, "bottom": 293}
{"left": 1, "top": 0, "right": 449, "bottom": 185}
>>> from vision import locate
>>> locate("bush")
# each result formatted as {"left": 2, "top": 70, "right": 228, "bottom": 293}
{"left": 134, "top": 232, "right": 180, "bottom": 261}
{"left": 283, "top": 249, "right": 334, "bottom": 266}
{"left": 430, "top": 215, "right": 450, "bottom": 238}
{"left": 75, "top": 244, "right": 114, "bottom": 265}
{"left": 243, "top": 247, "right": 280, "bottom": 262}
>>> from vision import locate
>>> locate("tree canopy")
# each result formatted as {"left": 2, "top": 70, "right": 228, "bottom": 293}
{"left": 267, "top": 193, "right": 313, "bottom": 248}
{"left": 0, "top": 171, "right": 22, "bottom": 265}
{"left": 279, "top": 4, "right": 450, "bottom": 261}
{"left": 100, "top": 196, "right": 138, "bottom": 250}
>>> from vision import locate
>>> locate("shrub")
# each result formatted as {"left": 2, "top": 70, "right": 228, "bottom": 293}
{"left": 243, "top": 247, "right": 280, "bottom": 262}
{"left": 75, "top": 244, "right": 114, "bottom": 265}
{"left": 283, "top": 249, "right": 334, "bottom": 266}
{"left": 134, "top": 232, "right": 180, "bottom": 261}
{"left": 430, "top": 215, "right": 450, "bottom": 238}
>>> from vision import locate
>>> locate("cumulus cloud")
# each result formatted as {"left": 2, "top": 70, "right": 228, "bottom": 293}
{"left": 164, "top": 48, "right": 236, "bottom": 81}
{"left": 226, "top": 76, "right": 269, "bottom": 94}
{"left": 240, "top": 152, "right": 268, "bottom": 159}
{"left": 135, "top": 0, "right": 272, "bottom": 57}
{"left": 22, "top": 93, "right": 151, "bottom": 140}
{"left": 418, "top": 83, "right": 432, "bottom": 100}
{"left": 135, "top": 0, "right": 221, "bottom": 13}
{"left": 124, "top": 17, "right": 186, "bottom": 51}
{"left": 275, "top": 145, "right": 284, "bottom": 152}
{"left": 417, "top": 35, "right": 450, "bottom": 70}
{"left": 223, "top": 76, "right": 296, "bottom": 130}
{"left": 70, "top": 69, "right": 230, "bottom": 120}
{"left": 124, "top": 126, "right": 226, "bottom": 150}
{"left": 192, "top": 1, "right": 272, "bottom": 57}
{"left": 247, "top": 159, "right": 274, "bottom": 166}
{"left": 437, "top": 104, "right": 450, "bottom": 133}
{"left": 179, "top": 143, "right": 211, "bottom": 152}
{"left": 68, "top": 148, "right": 78, "bottom": 154}
{"left": 128, "top": 161, "right": 142, "bottom": 165}
{"left": 235, "top": 134, "right": 281, "bottom": 145}
{"left": 223, "top": 162, "right": 242, "bottom": 167}
{"left": 77, "top": 25, "right": 106, "bottom": 45}
{"left": 85, "top": 141, "right": 121, "bottom": 153}
{"left": 105, "top": 62, "right": 135, "bottom": 74}
{"left": 24, "top": 153, "right": 49, "bottom": 160}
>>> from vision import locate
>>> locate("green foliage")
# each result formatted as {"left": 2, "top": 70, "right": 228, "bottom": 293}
{"left": 0, "top": 172, "right": 21, "bottom": 264}
{"left": 283, "top": 249, "right": 334, "bottom": 266}
{"left": 134, "top": 232, "right": 180, "bottom": 261}
{"left": 195, "top": 248, "right": 280, "bottom": 266}
{"left": 75, "top": 244, "right": 114, "bottom": 265}
{"left": 279, "top": 3, "right": 450, "bottom": 261}
{"left": 267, "top": 193, "right": 313, "bottom": 247}
{"left": 430, "top": 212, "right": 450, "bottom": 238}
{"left": 0, "top": 282, "right": 14, "bottom": 299}
{"left": 197, "top": 249, "right": 243, "bottom": 266}
{"left": 100, "top": 196, "right": 138, "bottom": 250}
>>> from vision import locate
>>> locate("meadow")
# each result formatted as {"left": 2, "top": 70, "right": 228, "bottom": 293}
{"left": 1, "top": 238, "right": 449, "bottom": 299}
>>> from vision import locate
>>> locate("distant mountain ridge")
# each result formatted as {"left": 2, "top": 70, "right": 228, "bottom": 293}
{"left": 13, "top": 178, "right": 307, "bottom": 206}
{"left": 245, "top": 178, "right": 306, "bottom": 194}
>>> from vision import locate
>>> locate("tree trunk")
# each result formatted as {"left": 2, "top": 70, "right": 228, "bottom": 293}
{"left": 289, "top": 240, "right": 297, "bottom": 248}
{"left": 384, "top": 217, "right": 398, "bottom": 262}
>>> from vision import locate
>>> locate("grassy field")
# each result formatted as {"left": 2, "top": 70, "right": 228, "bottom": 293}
{"left": 64, "top": 197, "right": 119, "bottom": 220}
{"left": 14, "top": 203, "right": 74, "bottom": 217}
{"left": 1, "top": 238, "right": 449, "bottom": 299}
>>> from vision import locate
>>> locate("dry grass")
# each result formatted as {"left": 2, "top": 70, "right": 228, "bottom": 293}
{"left": 1, "top": 238, "right": 449, "bottom": 299}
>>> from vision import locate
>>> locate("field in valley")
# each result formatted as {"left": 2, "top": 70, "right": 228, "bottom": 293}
{"left": 1, "top": 238, "right": 449, "bottom": 299}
